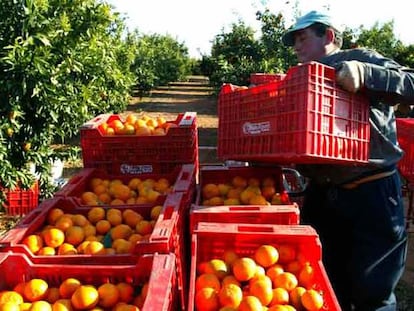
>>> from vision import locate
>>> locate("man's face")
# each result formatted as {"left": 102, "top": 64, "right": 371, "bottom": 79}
{"left": 291, "top": 27, "right": 327, "bottom": 63}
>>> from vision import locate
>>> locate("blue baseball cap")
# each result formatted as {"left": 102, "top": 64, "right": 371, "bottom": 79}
{"left": 282, "top": 10, "right": 339, "bottom": 46}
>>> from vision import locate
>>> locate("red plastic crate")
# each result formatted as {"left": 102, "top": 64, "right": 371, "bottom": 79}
{"left": 80, "top": 112, "right": 198, "bottom": 174}
{"left": 397, "top": 118, "right": 414, "bottom": 183}
{"left": 0, "top": 192, "right": 190, "bottom": 310}
{"left": 0, "top": 181, "right": 39, "bottom": 216}
{"left": 0, "top": 251, "right": 177, "bottom": 311}
{"left": 188, "top": 222, "right": 341, "bottom": 311}
{"left": 54, "top": 164, "right": 195, "bottom": 207}
{"left": 196, "top": 165, "right": 292, "bottom": 204}
{"left": 250, "top": 73, "right": 286, "bottom": 85}
{"left": 190, "top": 204, "right": 299, "bottom": 233}
{"left": 218, "top": 62, "right": 370, "bottom": 164}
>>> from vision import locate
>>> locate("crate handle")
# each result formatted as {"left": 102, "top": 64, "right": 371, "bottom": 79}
{"left": 178, "top": 112, "right": 196, "bottom": 126}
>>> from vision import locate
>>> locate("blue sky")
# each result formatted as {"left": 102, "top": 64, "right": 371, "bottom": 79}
{"left": 106, "top": 0, "right": 413, "bottom": 59}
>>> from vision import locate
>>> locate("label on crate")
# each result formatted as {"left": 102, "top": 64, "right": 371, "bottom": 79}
{"left": 120, "top": 164, "right": 153, "bottom": 174}
{"left": 242, "top": 121, "right": 271, "bottom": 135}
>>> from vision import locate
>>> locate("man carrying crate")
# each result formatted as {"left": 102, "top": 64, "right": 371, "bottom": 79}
{"left": 282, "top": 10, "right": 414, "bottom": 311}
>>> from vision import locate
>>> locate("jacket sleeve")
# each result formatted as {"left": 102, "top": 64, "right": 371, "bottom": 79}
{"left": 326, "top": 48, "right": 414, "bottom": 105}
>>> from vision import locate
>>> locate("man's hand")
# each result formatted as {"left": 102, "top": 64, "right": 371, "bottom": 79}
{"left": 336, "top": 61, "right": 365, "bottom": 93}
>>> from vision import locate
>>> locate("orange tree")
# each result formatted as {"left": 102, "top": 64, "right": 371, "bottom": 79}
{"left": 0, "top": 0, "right": 136, "bottom": 201}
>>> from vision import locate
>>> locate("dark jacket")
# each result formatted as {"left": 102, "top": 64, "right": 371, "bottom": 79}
{"left": 298, "top": 48, "right": 414, "bottom": 185}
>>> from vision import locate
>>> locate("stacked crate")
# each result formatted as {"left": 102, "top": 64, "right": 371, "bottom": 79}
{"left": 0, "top": 112, "right": 199, "bottom": 310}
{"left": 187, "top": 62, "right": 370, "bottom": 310}
{"left": 396, "top": 118, "right": 414, "bottom": 226}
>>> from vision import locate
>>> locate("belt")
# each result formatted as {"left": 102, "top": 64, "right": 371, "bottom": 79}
{"left": 341, "top": 169, "right": 397, "bottom": 190}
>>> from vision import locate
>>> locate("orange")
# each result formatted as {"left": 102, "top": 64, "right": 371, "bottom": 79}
{"left": 51, "top": 298, "right": 73, "bottom": 311}
{"left": 223, "top": 249, "right": 239, "bottom": 267}
{"left": 87, "top": 207, "right": 106, "bottom": 224}
{"left": 248, "top": 194, "right": 268, "bottom": 205}
{"left": 267, "top": 305, "right": 290, "bottom": 311}
{"left": 223, "top": 198, "right": 241, "bottom": 205}
{"left": 106, "top": 209, "right": 123, "bottom": 226}
{"left": 123, "top": 211, "right": 143, "bottom": 228}
{"left": 277, "top": 244, "right": 296, "bottom": 264}
{"left": 273, "top": 272, "right": 298, "bottom": 292}
{"left": 269, "top": 287, "right": 289, "bottom": 306}
{"left": 194, "top": 287, "right": 219, "bottom": 311}
{"left": 37, "top": 246, "right": 55, "bottom": 256}
{"left": 226, "top": 188, "right": 243, "bottom": 199}
{"left": 111, "top": 184, "right": 131, "bottom": 202}
{"left": 80, "top": 191, "right": 98, "bottom": 205}
{"left": 116, "top": 282, "right": 134, "bottom": 303}
{"left": 84, "top": 241, "right": 105, "bottom": 255}
{"left": 298, "top": 263, "right": 315, "bottom": 289}
{"left": 71, "top": 214, "right": 89, "bottom": 227}
{"left": 195, "top": 273, "right": 221, "bottom": 292}
{"left": 82, "top": 224, "right": 97, "bottom": 238}
{"left": 231, "top": 176, "right": 247, "bottom": 188}
{"left": 301, "top": 289, "right": 324, "bottom": 311}
{"left": 221, "top": 275, "right": 241, "bottom": 287}
{"left": 248, "top": 177, "right": 261, "bottom": 187}
{"left": 97, "top": 283, "right": 120, "bottom": 308}
{"left": 19, "top": 302, "right": 32, "bottom": 311}
{"left": 218, "top": 283, "right": 243, "bottom": 308}
{"left": 95, "top": 220, "right": 111, "bottom": 235}
{"left": 204, "top": 259, "right": 229, "bottom": 280}
{"left": 0, "top": 301, "right": 20, "bottom": 311}
{"left": 57, "top": 243, "right": 77, "bottom": 255}
{"left": 289, "top": 286, "right": 306, "bottom": 310}
{"left": 239, "top": 189, "right": 257, "bottom": 205}
{"left": 92, "top": 184, "right": 107, "bottom": 196}
{"left": 45, "top": 287, "right": 60, "bottom": 304}
{"left": 232, "top": 257, "right": 257, "bottom": 282}
{"left": 254, "top": 244, "right": 279, "bottom": 268}
{"left": 261, "top": 186, "right": 276, "bottom": 201}
{"left": 249, "top": 279, "right": 273, "bottom": 306}
{"left": 28, "top": 300, "right": 52, "bottom": 311}
{"left": 89, "top": 177, "right": 103, "bottom": 190}
{"left": 135, "top": 220, "right": 152, "bottom": 236}
{"left": 23, "top": 279, "right": 48, "bottom": 302}
{"left": 71, "top": 285, "right": 99, "bottom": 310}
{"left": 202, "top": 183, "right": 221, "bottom": 199}
{"left": 43, "top": 228, "right": 65, "bottom": 248}
{"left": 64, "top": 226, "right": 85, "bottom": 246}
{"left": 13, "top": 282, "right": 26, "bottom": 296}
{"left": 47, "top": 208, "right": 65, "bottom": 225}
{"left": 22, "top": 234, "right": 43, "bottom": 254}
{"left": 150, "top": 205, "right": 163, "bottom": 220}
{"left": 97, "top": 192, "right": 112, "bottom": 205}
{"left": 54, "top": 215, "right": 74, "bottom": 232}
{"left": 127, "top": 178, "right": 141, "bottom": 191}
{"left": 111, "top": 224, "right": 133, "bottom": 240}
{"left": 285, "top": 260, "right": 302, "bottom": 275}
{"left": 265, "top": 264, "right": 284, "bottom": 281}
{"left": 113, "top": 303, "right": 139, "bottom": 311}
{"left": 0, "top": 291, "right": 24, "bottom": 305}
{"left": 59, "top": 278, "right": 81, "bottom": 299}
{"left": 238, "top": 295, "right": 263, "bottom": 311}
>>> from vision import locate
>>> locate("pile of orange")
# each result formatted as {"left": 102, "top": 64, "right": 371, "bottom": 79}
{"left": 80, "top": 176, "right": 173, "bottom": 206}
{"left": 98, "top": 113, "right": 178, "bottom": 136}
{"left": 0, "top": 277, "right": 147, "bottom": 310}
{"left": 194, "top": 244, "right": 326, "bottom": 311}
{"left": 22, "top": 204, "right": 163, "bottom": 256}
{"left": 201, "top": 175, "right": 289, "bottom": 206}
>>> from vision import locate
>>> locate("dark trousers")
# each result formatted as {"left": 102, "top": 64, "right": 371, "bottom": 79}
{"left": 301, "top": 172, "right": 408, "bottom": 311}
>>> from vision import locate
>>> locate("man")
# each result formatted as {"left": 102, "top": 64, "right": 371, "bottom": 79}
{"left": 282, "top": 10, "right": 414, "bottom": 311}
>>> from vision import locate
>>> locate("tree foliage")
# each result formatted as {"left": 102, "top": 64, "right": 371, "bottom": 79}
{"left": 203, "top": 8, "right": 414, "bottom": 88}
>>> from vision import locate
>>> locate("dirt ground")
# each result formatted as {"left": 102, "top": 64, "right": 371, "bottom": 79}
{"left": 1, "top": 75, "right": 414, "bottom": 309}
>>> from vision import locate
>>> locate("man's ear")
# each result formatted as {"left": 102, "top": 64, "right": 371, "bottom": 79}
{"left": 325, "top": 28, "right": 335, "bottom": 44}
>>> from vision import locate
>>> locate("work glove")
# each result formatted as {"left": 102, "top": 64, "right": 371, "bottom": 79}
{"left": 335, "top": 60, "right": 365, "bottom": 93}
